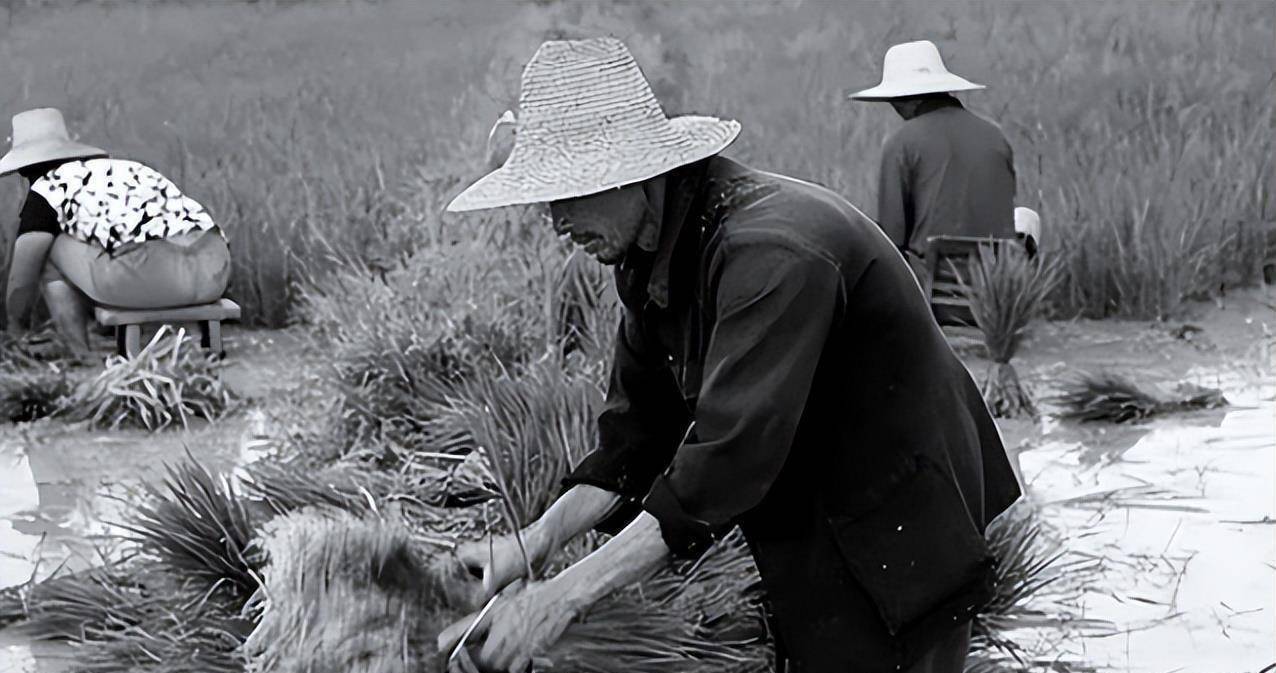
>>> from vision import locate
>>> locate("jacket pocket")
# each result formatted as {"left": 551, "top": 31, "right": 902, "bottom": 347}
{"left": 826, "top": 454, "right": 994, "bottom": 639}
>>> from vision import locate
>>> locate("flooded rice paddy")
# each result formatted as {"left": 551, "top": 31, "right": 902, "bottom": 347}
{"left": 2, "top": 293, "right": 1273, "bottom": 672}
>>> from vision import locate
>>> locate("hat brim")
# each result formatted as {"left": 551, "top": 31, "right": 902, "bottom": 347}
{"left": 849, "top": 75, "right": 985, "bottom": 101}
{"left": 0, "top": 139, "right": 107, "bottom": 176}
{"left": 447, "top": 116, "right": 741, "bottom": 213}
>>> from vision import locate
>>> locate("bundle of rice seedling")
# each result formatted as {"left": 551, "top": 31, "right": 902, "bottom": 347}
{"left": 423, "top": 360, "right": 603, "bottom": 529}
{"left": 243, "top": 459, "right": 399, "bottom": 515}
{"left": 124, "top": 457, "right": 260, "bottom": 605}
{"left": 243, "top": 507, "right": 474, "bottom": 673}
{"left": 968, "top": 502, "right": 1106, "bottom": 671}
{"left": 301, "top": 241, "right": 549, "bottom": 453}
{"left": 18, "top": 564, "right": 248, "bottom": 673}
{"left": 956, "top": 245, "right": 1061, "bottom": 418}
{"left": 1051, "top": 371, "right": 1227, "bottom": 423}
{"left": 60, "top": 326, "right": 235, "bottom": 430}
{"left": 245, "top": 507, "right": 767, "bottom": 673}
{"left": 0, "top": 365, "right": 73, "bottom": 423}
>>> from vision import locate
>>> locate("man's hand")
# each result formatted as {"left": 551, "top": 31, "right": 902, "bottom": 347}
{"left": 454, "top": 485, "right": 623, "bottom": 601}
{"left": 440, "top": 512, "right": 672, "bottom": 672}
{"left": 438, "top": 579, "right": 581, "bottom": 673}
{"left": 454, "top": 528, "right": 550, "bottom": 601}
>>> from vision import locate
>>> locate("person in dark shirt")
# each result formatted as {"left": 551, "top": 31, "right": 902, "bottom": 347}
{"left": 851, "top": 40, "right": 1017, "bottom": 279}
{"left": 436, "top": 38, "right": 1020, "bottom": 673}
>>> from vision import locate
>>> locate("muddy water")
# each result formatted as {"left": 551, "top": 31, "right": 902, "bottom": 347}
{"left": 0, "top": 329, "right": 299, "bottom": 673}
{"left": 1, "top": 321, "right": 1272, "bottom": 672}
{"left": 1017, "top": 380, "right": 1275, "bottom": 671}
{"left": 0, "top": 410, "right": 273, "bottom": 672}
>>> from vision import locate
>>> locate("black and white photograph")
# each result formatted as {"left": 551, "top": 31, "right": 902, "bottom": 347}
{"left": 0, "top": 1, "right": 1273, "bottom": 672}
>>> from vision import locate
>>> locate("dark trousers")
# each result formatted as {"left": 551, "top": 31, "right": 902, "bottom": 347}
{"left": 774, "top": 622, "right": 972, "bottom": 673}
{"left": 904, "top": 623, "right": 972, "bottom": 673}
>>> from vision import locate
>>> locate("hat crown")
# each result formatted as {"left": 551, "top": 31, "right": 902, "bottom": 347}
{"left": 11, "top": 108, "right": 73, "bottom": 147}
{"left": 881, "top": 40, "right": 950, "bottom": 81}
{"left": 446, "top": 37, "right": 740, "bottom": 212}
{"left": 511, "top": 38, "right": 685, "bottom": 162}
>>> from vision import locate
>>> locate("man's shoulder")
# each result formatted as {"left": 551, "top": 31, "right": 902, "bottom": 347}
{"left": 711, "top": 166, "right": 883, "bottom": 267}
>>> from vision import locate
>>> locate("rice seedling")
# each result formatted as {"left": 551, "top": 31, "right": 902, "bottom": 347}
{"left": 58, "top": 326, "right": 235, "bottom": 431}
{"left": 300, "top": 238, "right": 552, "bottom": 453}
{"left": 123, "top": 456, "right": 261, "bottom": 605}
{"left": 911, "top": 500, "right": 1106, "bottom": 673}
{"left": 1050, "top": 371, "right": 1227, "bottom": 423}
{"left": 244, "top": 507, "right": 465, "bottom": 673}
{"left": 245, "top": 507, "right": 768, "bottom": 673}
{"left": 0, "top": 365, "right": 73, "bottom": 423}
{"left": 17, "top": 563, "right": 249, "bottom": 673}
{"left": 957, "top": 245, "right": 1062, "bottom": 418}
{"left": 422, "top": 359, "right": 603, "bottom": 529}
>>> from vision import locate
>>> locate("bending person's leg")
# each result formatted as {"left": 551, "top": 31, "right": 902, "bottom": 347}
{"left": 38, "top": 261, "right": 93, "bottom": 355}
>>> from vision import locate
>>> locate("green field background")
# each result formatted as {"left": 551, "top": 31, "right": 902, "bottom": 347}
{"left": 0, "top": 0, "right": 1271, "bottom": 326}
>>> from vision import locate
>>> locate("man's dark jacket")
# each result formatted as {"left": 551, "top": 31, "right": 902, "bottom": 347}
{"left": 563, "top": 156, "right": 1021, "bottom": 672}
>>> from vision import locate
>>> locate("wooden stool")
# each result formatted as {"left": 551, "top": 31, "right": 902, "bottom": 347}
{"left": 94, "top": 298, "right": 242, "bottom": 358}
{"left": 923, "top": 236, "right": 1024, "bottom": 327}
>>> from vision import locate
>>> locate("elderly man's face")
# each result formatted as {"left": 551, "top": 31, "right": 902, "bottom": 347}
{"left": 549, "top": 185, "right": 648, "bottom": 265}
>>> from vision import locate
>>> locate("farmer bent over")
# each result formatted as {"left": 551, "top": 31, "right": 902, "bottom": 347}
{"left": 2, "top": 108, "right": 230, "bottom": 357}
{"left": 440, "top": 38, "right": 1020, "bottom": 673}
{"left": 851, "top": 41, "right": 1018, "bottom": 280}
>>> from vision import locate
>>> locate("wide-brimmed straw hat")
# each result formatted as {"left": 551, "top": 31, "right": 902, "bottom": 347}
{"left": 447, "top": 37, "right": 741, "bottom": 212}
{"left": 849, "top": 40, "right": 984, "bottom": 101}
{"left": 0, "top": 108, "right": 106, "bottom": 176}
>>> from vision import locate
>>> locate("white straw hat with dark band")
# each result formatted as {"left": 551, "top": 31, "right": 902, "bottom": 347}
{"left": 0, "top": 108, "right": 106, "bottom": 177}
{"left": 448, "top": 37, "right": 741, "bottom": 212}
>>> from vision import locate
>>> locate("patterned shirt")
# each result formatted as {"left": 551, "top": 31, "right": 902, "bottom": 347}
{"left": 21, "top": 158, "right": 216, "bottom": 251}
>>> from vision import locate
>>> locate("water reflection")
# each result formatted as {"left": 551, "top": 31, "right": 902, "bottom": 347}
{"left": 0, "top": 412, "right": 264, "bottom": 673}
{"left": 1017, "top": 382, "right": 1275, "bottom": 671}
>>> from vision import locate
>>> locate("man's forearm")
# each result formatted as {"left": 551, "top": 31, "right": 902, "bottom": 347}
{"left": 549, "top": 511, "right": 670, "bottom": 612}
{"left": 527, "top": 484, "right": 622, "bottom": 555}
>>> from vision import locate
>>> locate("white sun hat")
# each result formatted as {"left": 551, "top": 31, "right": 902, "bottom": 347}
{"left": 849, "top": 40, "right": 985, "bottom": 101}
{"left": 0, "top": 108, "right": 106, "bottom": 176}
{"left": 447, "top": 37, "right": 741, "bottom": 212}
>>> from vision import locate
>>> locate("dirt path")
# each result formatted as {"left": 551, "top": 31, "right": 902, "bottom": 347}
{"left": 1, "top": 289, "right": 1273, "bottom": 672}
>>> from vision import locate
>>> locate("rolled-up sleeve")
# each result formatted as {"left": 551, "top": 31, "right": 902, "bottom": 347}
{"left": 561, "top": 304, "right": 693, "bottom": 533}
{"left": 642, "top": 237, "right": 843, "bottom": 558}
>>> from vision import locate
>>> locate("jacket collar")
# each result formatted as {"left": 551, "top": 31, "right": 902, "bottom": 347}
{"left": 630, "top": 157, "right": 713, "bottom": 309}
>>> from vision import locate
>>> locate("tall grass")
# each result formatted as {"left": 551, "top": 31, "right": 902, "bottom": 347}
{"left": 0, "top": 1, "right": 1268, "bottom": 326}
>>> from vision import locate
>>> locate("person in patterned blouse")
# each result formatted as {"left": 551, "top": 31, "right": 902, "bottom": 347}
{"left": 1, "top": 108, "right": 230, "bottom": 357}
